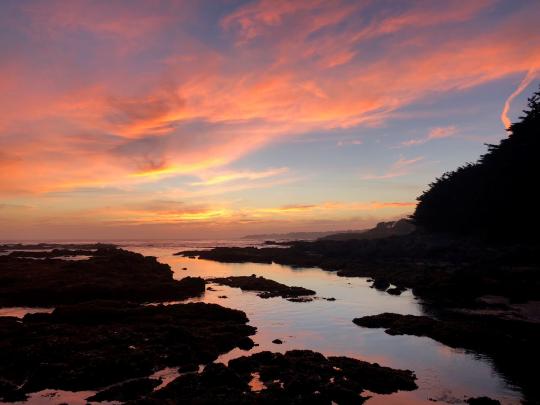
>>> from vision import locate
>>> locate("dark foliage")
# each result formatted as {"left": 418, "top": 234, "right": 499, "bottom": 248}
{"left": 412, "top": 87, "right": 540, "bottom": 241}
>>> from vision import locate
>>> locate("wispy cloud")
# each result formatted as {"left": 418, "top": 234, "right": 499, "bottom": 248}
{"left": 337, "top": 139, "right": 363, "bottom": 147}
{"left": 361, "top": 156, "right": 425, "bottom": 180}
{"left": 190, "top": 167, "right": 289, "bottom": 186}
{"left": 402, "top": 126, "right": 458, "bottom": 146}
{"left": 501, "top": 69, "right": 537, "bottom": 128}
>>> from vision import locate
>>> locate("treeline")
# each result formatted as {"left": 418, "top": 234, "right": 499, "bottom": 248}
{"left": 412, "top": 86, "right": 540, "bottom": 241}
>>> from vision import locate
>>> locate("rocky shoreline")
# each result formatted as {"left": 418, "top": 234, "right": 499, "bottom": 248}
{"left": 177, "top": 233, "right": 540, "bottom": 307}
{"left": 0, "top": 247, "right": 206, "bottom": 306}
{"left": 132, "top": 350, "right": 418, "bottom": 404}
{"left": 0, "top": 301, "right": 256, "bottom": 402}
{"left": 0, "top": 245, "right": 424, "bottom": 404}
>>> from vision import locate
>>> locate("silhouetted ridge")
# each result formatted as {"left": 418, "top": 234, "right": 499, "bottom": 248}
{"left": 412, "top": 87, "right": 540, "bottom": 241}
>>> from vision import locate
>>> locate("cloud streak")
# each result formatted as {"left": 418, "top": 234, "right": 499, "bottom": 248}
{"left": 190, "top": 167, "right": 289, "bottom": 186}
{"left": 361, "top": 156, "right": 425, "bottom": 180}
{"left": 501, "top": 69, "right": 537, "bottom": 128}
{"left": 402, "top": 126, "right": 458, "bottom": 146}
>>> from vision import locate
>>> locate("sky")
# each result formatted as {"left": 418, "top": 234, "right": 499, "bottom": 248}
{"left": 1, "top": 0, "right": 539, "bottom": 240}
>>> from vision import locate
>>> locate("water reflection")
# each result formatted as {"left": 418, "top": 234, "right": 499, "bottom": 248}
{"left": 128, "top": 244, "right": 522, "bottom": 404}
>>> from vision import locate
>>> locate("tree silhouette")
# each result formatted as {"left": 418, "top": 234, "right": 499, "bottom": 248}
{"left": 412, "top": 86, "right": 540, "bottom": 241}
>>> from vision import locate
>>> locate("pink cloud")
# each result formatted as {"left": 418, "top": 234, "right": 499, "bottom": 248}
{"left": 1, "top": 0, "right": 540, "bottom": 199}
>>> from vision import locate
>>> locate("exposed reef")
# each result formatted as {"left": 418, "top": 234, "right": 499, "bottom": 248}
{"left": 0, "top": 247, "right": 205, "bottom": 306}
{"left": 0, "top": 242, "right": 115, "bottom": 252}
{"left": 208, "top": 275, "right": 316, "bottom": 300}
{"left": 353, "top": 313, "right": 540, "bottom": 352}
{"left": 0, "top": 301, "right": 256, "bottom": 402}
{"left": 6, "top": 248, "right": 97, "bottom": 258}
{"left": 178, "top": 235, "right": 540, "bottom": 306}
{"left": 134, "top": 350, "right": 417, "bottom": 404}
{"left": 353, "top": 312, "right": 540, "bottom": 403}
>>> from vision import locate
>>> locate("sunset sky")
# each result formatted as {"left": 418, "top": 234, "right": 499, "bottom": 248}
{"left": 1, "top": 0, "right": 539, "bottom": 240}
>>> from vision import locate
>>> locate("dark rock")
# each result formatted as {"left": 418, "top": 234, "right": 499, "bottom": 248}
{"left": 286, "top": 297, "right": 313, "bottom": 302}
{"left": 229, "top": 350, "right": 417, "bottom": 398}
{"left": 372, "top": 279, "right": 390, "bottom": 291}
{"left": 218, "top": 295, "right": 228, "bottom": 299}
{"left": 386, "top": 286, "right": 406, "bottom": 295}
{"left": 0, "top": 301, "right": 255, "bottom": 400}
{"left": 7, "top": 248, "right": 96, "bottom": 258}
{"left": 138, "top": 363, "right": 251, "bottom": 404}
{"left": 0, "top": 247, "right": 205, "bottom": 306}
{"left": 208, "top": 275, "right": 315, "bottom": 300}
{"left": 0, "top": 243, "right": 115, "bottom": 251}
{"left": 353, "top": 312, "right": 540, "bottom": 403}
{"left": 353, "top": 313, "right": 533, "bottom": 352}
{"left": 272, "top": 339, "right": 283, "bottom": 344}
{"left": 136, "top": 350, "right": 417, "bottom": 404}
{"left": 237, "top": 337, "right": 256, "bottom": 350}
{"left": 177, "top": 235, "right": 540, "bottom": 306}
{"left": 466, "top": 396, "right": 501, "bottom": 405}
